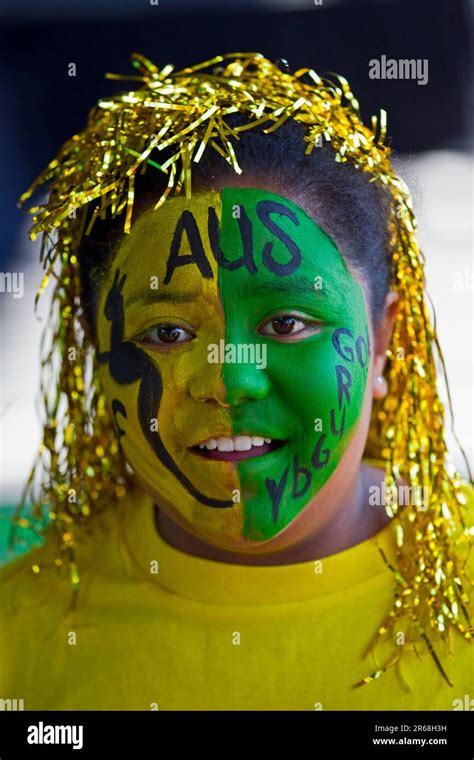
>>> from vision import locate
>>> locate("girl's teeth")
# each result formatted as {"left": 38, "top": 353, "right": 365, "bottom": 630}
{"left": 217, "top": 437, "right": 234, "bottom": 452}
{"left": 197, "top": 436, "right": 273, "bottom": 452}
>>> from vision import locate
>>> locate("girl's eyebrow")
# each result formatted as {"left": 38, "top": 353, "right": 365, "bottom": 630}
{"left": 124, "top": 289, "right": 202, "bottom": 308}
{"left": 124, "top": 274, "right": 337, "bottom": 309}
{"left": 235, "top": 275, "right": 333, "bottom": 302}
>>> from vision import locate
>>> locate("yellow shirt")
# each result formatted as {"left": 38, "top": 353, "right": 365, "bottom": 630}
{"left": 0, "top": 483, "right": 472, "bottom": 711}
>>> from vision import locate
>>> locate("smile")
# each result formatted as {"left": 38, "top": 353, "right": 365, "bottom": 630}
{"left": 190, "top": 435, "right": 287, "bottom": 462}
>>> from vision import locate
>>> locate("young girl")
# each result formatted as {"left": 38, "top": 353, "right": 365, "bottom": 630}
{"left": 1, "top": 52, "right": 472, "bottom": 710}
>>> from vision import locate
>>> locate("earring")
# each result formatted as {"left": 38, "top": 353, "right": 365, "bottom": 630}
{"left": 376, "top": 375, "right": 385, "bottom": 384}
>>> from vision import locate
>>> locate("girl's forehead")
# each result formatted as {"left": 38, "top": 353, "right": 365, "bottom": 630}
{"left": 111, "top": 186, "right": 365, "bottom": 314}
{"left": 122, "top": 186, "right": 306, "bottom": 245}
{"left": 118, "top": 185, "right": 332, "bottom": 260}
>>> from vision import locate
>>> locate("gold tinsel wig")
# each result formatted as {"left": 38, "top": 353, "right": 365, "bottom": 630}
{"left": 14, "top": 52, "right": 472, "bottom": 687}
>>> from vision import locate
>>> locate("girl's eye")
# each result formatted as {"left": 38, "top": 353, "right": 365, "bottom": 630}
{"left": 142, "top": 324, "right": 194, "bottom": 347}
{"left": 259, "top": 314, "right": 321, "bottom": 340}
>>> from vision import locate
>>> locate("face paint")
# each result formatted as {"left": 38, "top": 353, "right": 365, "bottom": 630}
{"left": 97, "top": 188, "right": 370, "bottom": 545}
{"left": 218, "top": 188, "right": 370, "bottom": 540}
{"left": 97, "top": 193, "right": 245, "bottom": 543}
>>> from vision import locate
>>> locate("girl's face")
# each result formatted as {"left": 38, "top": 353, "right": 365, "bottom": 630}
{"left": 97, "top": 187, "right": 373, "bottom": 548}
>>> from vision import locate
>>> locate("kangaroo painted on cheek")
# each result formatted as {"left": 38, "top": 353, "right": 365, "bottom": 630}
{"left": 98, "top": 268, "right": 234, "bottom": 508}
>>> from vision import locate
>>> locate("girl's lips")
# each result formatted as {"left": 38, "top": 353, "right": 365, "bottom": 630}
{"left": 190, "top": 439, "right": 287, "bottom": 462}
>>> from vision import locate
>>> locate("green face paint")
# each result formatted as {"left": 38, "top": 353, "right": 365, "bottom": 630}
{"left": 97, "top": 187, "right": 370, "bottom": 546}
{"left": 218, "top": 188, "right": 371, "bottom": 540}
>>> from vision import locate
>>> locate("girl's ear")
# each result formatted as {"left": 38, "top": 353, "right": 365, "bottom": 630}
{"left": 372, "top": 290, "right": 398, "bottom": 399}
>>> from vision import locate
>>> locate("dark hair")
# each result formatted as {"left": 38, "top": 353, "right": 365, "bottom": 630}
{"left": 79, "top": 115, "right": 392, "bottom": 335}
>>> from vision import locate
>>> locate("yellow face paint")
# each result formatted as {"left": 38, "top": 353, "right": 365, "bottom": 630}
{"left": 97, "top": 193, "right": 244, "bottom": 544}
{"left": 97, "top": 189, "right": 370, "bottom": 546}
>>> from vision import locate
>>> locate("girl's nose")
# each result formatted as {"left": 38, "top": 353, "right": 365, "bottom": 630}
{"left": 188, "top": 350, "right": 271, "bottom": 407}
{"left": 222, "top": 356, "right": 271, "bottom": 406}
{"left": 188, "top": 364, "right": 231, "bottom": 408}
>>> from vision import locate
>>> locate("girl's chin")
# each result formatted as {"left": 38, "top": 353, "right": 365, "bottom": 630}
{"left": 172, "top": 514, "right": 301, "bottom": 556}
{"left": 140, "top": 477, "right": 314, "bottom": 554}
